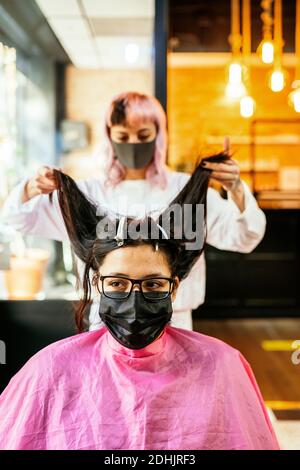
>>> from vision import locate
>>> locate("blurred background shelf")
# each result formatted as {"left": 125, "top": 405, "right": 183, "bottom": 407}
{"left": 0, "top": 299, "right": 78, "bottom": 393}
{"left": 194, "top": 208, "right": 300, "bottom": 318}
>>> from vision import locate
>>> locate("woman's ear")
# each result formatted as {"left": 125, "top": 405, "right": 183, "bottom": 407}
{"left": 92, "top": 272, "right": 101, "bottom": 293}
{"left": 171, "top": 276, "right": 180, "bottom": 302}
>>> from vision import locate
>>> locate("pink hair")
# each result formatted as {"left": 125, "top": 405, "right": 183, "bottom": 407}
{"left": 102, "top": 91, "right": 168, "bottom": 189}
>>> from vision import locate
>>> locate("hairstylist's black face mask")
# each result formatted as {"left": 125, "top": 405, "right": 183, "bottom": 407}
{"left": 99, "top": 291, "right": 173, "bottom": 350}
{"left": 111, "top": 139, "right": 156, "bottom": 169}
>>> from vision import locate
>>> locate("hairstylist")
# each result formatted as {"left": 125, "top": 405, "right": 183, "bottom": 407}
{"left": 1, "top": 91, "right": 266, "bottom": 331}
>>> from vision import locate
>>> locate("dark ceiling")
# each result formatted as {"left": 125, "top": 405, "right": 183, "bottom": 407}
{"left": 169, "top": 0, "right": 296, "bottom": 53}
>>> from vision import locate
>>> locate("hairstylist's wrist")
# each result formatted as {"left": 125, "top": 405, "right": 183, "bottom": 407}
{"left": 228, "top": 179, "right": 245, "bottom": 212}
{"left": 22, "top": 178, "right": 40, "bottom": 203}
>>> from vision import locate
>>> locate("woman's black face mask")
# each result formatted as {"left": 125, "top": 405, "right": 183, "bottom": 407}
{"left": 111, "top": 139, "right": 156, "bottom": 169}
{"left": 99, "top": 291, "right": 173, "bottom": 350}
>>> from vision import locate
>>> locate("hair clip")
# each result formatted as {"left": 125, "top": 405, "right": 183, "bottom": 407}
{"left": 156, "top": 223, "right": 168, "bottom": 240}
{"left": 114, "top": 216, "right": 126, "bottom": 247}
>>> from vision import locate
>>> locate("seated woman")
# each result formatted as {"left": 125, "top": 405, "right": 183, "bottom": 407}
{"left": 0, "top": 154, "right": 279, "bottom": 450}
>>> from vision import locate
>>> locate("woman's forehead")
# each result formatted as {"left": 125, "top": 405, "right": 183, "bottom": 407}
{"left": 100, "top": 245, "right": 170, "bottom": 277}
{"left": 110, "top": 121, "right": 156, "bottom": 132}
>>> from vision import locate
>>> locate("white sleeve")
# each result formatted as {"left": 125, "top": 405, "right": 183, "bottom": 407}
{"left": 172, "top": 255, "right": 206, "bottom": 311}
{"left": 0, "top": 178, "right": 104, "bottom": 243}
{"left": 1, "top": 179, "right": 70, "bottom": 242}
{"left": 206, "top": 181, "right": 266, "bottom": 253}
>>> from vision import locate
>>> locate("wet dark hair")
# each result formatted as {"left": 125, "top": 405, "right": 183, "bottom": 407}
{"left": 50, "top": 152, "right": 229, "bottom": 332}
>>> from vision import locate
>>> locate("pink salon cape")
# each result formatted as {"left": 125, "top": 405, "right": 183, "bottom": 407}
{"left": 0, "top": 326, "right": 279, "bottom": 450}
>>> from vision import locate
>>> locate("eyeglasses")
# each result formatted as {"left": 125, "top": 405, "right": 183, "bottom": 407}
{"left": 99, "top": 275, "right": 174, "bottom": 301}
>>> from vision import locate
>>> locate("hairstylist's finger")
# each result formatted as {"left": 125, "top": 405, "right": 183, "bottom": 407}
{"left": 51, "top": 165, "right": 63, "bottom": 172}
{"left": 36, "top": 173, "right": 57, "bottom": 183}
{"left": 210, "top": 171, "right": 238, "bottom": 181}
{"left": 202, "top": 161, "right": 239, "bottom": 173}
{"left": 37, "top": 165, "right": 62, "bottom": 179}
{"left": 36, "top": 175, "right": 58, "bottom": 190}
{"left": 31, "top": 181, "right": 56, "bottom": 195}
{"left": 37, "top": 166, "right": 57, "bottom": 179}
{"left": 36, "top": 184, "right": 56, "bottom": 194}
{"left": 36, "top": 177, "right": 57, "bottom": 188}
{"left": 35, "top": 177, "right": 57, "bottom": 189}
{"left": 224, "top": 136, "right": 230, "bottom": 155}
{"left": 223, "top": 158, "right": 236, "bottom": 165}
{"left": 228, "top": 158, "right": 239, "bottom": 166}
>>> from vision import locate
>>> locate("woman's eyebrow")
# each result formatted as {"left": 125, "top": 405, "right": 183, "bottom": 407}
{"left": 139, "top": 273, "right": 166, "bottom": 279}
{"left": 115, "top": 128, "right": 150, "bottom": 135}
{"left": 108, "top": 272, "right": 166, "bottom": 278}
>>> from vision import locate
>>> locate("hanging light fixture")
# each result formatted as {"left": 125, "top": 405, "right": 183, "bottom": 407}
{"left": 270, "top": 69, "right": 285, "bottom": 91}
{"left": 226, "top": 0, "right": 246, "bottom": 99}
{"left": 289, "top": 0, "right": 300, "bottom": 112}
{"left": 261, "top": 40, "right": 274, "bottom": 64}
{"left": 239, "top": 0, "right": 255, "bottom": 118}
{"left": 257, "top": 0, "right": 274, "bottom": 64}
{"left": 240, "top": 96, "right": 255, "bottom": 117}
{"left": 229, "top": 62, "right": 243, "bottom": 84}
{"left": 289, "top": 81, "right": 300, "bottom": 112}
{"left": 269, "top": 0, "right": 287, "bottom": 92}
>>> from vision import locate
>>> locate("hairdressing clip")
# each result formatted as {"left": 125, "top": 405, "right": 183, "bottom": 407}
{"left": 114, "top": 216, "right": 126, "bottom": 247}
{"left": 154, "top": 223, "right": 168, "bottom": 252}
{"left": 156, "top": 223, "right": 168, "bottom": 240}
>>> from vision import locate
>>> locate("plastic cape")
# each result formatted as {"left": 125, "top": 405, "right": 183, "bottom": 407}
{"left": 0, "top": 326, "right": 280, "bottom": 450}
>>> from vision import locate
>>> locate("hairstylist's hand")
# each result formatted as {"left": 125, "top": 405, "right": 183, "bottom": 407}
{"left": 202, "top": 137, "right": 241, "bottom": 192}
{"left": 22, "top": 165, "right": 62, "bottom": 203}
{"left": 202, "top": 137, "right": 245, "bottom": 211}
{"left": 202, "top": 157, "right": 241, "bottom": 192}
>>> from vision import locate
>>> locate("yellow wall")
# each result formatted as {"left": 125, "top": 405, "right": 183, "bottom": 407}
{"left": 168, "top": 53, "right": 300, "bottom": 191}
